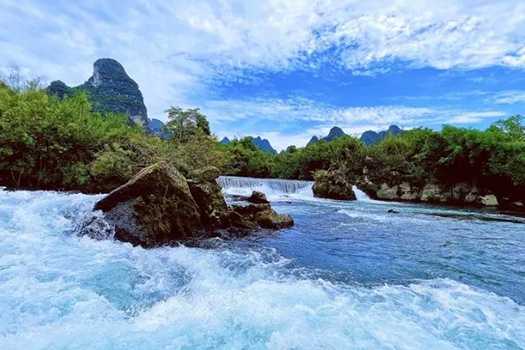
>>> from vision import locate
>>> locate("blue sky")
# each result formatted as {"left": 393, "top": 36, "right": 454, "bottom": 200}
{"left": 2, "top": 0, "right": 525, "bottom": 150}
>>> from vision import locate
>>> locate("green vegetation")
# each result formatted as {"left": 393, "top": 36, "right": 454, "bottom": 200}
{"left": 361, "top": 117, "right": 525, "bottom": 194}
{"left": 1, "top": 74, "right": 524, "bottom": 207}
{"left": 272, "top": 136, "right": 365, "bottom": 180}
{"left": 220, "top": 137, "right": 275, "bottom": 178}
{"left": 164, "top": 106, "right": 211, "bottom": 141}
{"left": 0, "top": 83, "right": 224, "bottom": 192}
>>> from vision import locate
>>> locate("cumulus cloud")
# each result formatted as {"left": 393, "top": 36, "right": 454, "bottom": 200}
{"left": 0, "top": 0, "right": 520, "bottom": 150}
{"left": 207, "top": 96, "right": 506, "bottom": 150}
{"left": 3, "top": 1, "right": 525, "bottom": 112}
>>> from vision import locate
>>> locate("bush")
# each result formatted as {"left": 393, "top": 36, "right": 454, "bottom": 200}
{"left": 0, "top": 84, "right": 226, "bottom": 192}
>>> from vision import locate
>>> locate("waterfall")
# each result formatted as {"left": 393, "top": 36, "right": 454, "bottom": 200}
{"left": 217, "top": 176, "right": 313, "bottom": 199}
{"left": 353, "top": 186, "right": 372, "bottom": 201}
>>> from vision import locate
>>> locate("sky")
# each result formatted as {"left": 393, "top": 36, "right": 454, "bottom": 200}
{"left": 2, "top": 0, "right": 525, "bottom": 150}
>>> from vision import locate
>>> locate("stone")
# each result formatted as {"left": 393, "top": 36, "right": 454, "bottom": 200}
{"left": 480, "top": 194, "right": 498, "bottom": 207}
{"left": 399, "top": 182, "right": 419, "bottom": 201}
{"left": 376, "top": 183, "right": 398, "bottom": 200}
{"left": 232, "top": 203, "right": 294, "bottom": 230}
{"left": 188, "top": 178, "right": 227, "bottom": 228}
{"left": 94, "top": 162, "right": 204, "bottom": 247}
{"left": 387, "top": 209, "right": 400, "bottom": 214}
{"left": 420, "top": 184, "right": 449, "bottom": 202}
{"left": 89, "top": 162, "right": 294, "bottom": 247}
{"left": 312, "top": 170, "right": 356, "bottom": 200}
{"left": 247, "top": 191, "right": 269, "bottom": 204}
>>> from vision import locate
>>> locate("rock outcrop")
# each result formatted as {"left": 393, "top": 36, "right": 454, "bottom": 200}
{"left": 87, "top": 162, "right": 293, "bottom": 247}
{"left": 47, "top": 58, "right": 149, "bottom": 126}
{"left": 358, "top": 179, "right": 502, "bottom": 208}
{"left": 312, "top": 169, "right": 356, "bottom": 200}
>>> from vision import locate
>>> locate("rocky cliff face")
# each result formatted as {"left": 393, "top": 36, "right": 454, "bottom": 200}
{"left": 47, "top": 58, "right": 149, "bottom": 126}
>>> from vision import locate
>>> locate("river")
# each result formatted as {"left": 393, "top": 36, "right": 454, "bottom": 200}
{"left": 0, "top": 177, "right": 524, "bottom": 349}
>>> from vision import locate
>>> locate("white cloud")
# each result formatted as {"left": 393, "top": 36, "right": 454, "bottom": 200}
{"left": 2, "top": 0, "right": 525, "bottom": 119}
{"left": 446, "top": 111, "right": 506, "bottom": 124}
{"left": 493, "top": 91, "right": 525, "bottom": 105}
{"left": 207, "top": 96, "right": 506, "bottom": 149}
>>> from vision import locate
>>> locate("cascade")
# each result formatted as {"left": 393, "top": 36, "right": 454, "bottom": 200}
{"left": 353, "top": 186, "right": 372, "bottom": 201}
{"left": 217, "top": 176, "right": 313, "bottom": 198}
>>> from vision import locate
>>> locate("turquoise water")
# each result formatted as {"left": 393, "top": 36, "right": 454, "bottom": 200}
{"left": 0, "top": 182, "right": 524, "bottom": 349}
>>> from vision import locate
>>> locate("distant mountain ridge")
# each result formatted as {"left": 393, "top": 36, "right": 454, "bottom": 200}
{"left": 147, "top": 118, "right": 171, "bottom": 139}
{"left": 220, "top": 136, "right": 277, "bottom": 154}
{"left": 47, "top": 58, "right": 149, "bottom": 127}
{"left": 307, "top": 126, "right": 348, "bottom": 146}
{"left": 360, "top": 125, "right": 403, "bottom": 145}
{"left": 307, "top": 125, "right": 403, "bottom": 147}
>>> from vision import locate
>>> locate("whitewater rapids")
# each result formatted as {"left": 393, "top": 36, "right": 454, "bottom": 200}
{"left": 0, "top": 183, "right": 524, "bottom": 349}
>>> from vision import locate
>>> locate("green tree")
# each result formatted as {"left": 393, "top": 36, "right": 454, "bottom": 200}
{"left": 165, "top": 107, "right": 211, "bottom": 141}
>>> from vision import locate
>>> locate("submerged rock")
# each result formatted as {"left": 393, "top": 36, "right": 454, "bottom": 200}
{"left": 89, "top": 163, "right": 293, "bottom": 247}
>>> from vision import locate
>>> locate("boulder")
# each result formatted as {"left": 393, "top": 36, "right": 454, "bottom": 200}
{"left": 232, "top": 203, "right": 294, "bottom": 229}
{"left": 90, "top": 163, "right": 294, "bottom": 247}
{"left": 94, "top": 162, "right": 204, "bottom": 247}
{"left": 247, "top": 191, "right": 269, "bottom": 204}
{"left": 480, "top": 194, "right": 498, "bottom": 207}
{"left": 420, "top": 184, "right": 450, "bottom": 203}
{"left": 399, "top": 182, "right": 419, "bottom": 201}
{"left": 313, "top": 170, "right": 356, "bottom": 200}
{"left": 377, "top": 183, "right": 399, "bottom": 200}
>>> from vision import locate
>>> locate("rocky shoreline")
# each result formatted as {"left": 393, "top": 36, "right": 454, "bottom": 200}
{"left": 312, "top": 168, "right": 525, "bottom": 214}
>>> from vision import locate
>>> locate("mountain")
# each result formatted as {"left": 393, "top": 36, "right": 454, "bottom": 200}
{"left": 251, "top": 136, "right": 277, "bottom": 154}
{"left": 147, "top": 118, "right": 171, "bottom": 139}
{"left": 323, "top": 127, "right": 346, "bottom": 142}
{"left": 220, "top": 136, "right": 277, "bottom": 154}
{"left": 360, "top": 125, "right": 403, "bottom": 145}
{"left": 47, "top": 58, "right": 149, "bottom": 126}
{"left": 307, "top": 126, "right": 348, "bottom": 146}
{"left": 306, "top": 136, "right": 319, "bottom": 146}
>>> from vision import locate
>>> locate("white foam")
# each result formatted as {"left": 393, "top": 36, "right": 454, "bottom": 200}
{"left": 353, "top": 186, "right": 372, "bottom": 201}
{"left": 218, "top": 176, "right": 314, "bottom": 201}
{"left": 1, "top": 189, "right": 524, "bottom": 349}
